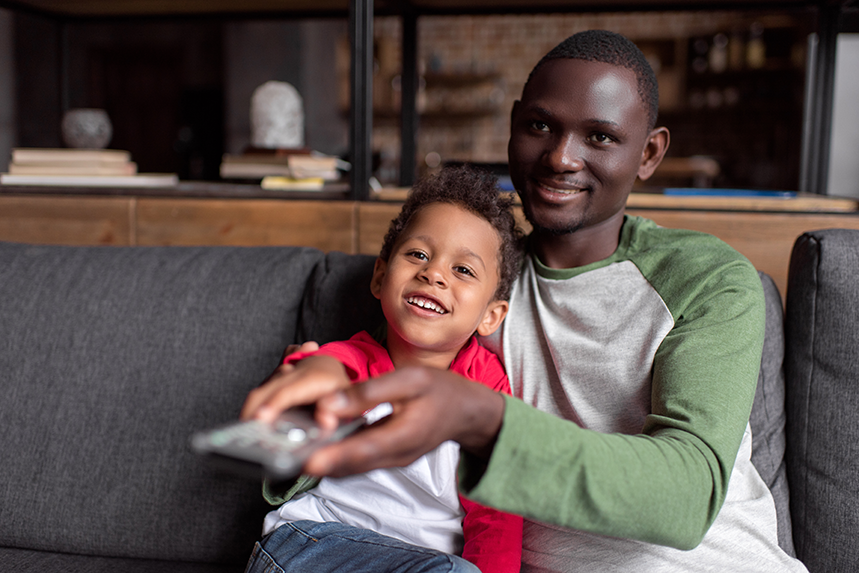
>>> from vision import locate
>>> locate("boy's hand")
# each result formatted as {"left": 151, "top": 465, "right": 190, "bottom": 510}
{"left": 301, "top": 367, "right": 506, "bottom": 477}
{"left": 281, "top": 341, "right": 318, "bottom": 361}
{"left": 240, "top": 352, "right": 350, "bottom": 427}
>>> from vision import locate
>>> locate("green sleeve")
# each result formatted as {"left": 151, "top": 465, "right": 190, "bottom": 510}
{"left": 262, "top": 474, "right": 320, "bottom": 506}
{"left": 459, "top": 258, "right": 765, "bottom": 550}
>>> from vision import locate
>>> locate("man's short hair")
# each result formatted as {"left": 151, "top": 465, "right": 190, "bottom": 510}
{"left": 379, "top": 164, "right": 524, "bottom": 301}
{"left": 526, "top": 29, "right": 659, "bottom": 130}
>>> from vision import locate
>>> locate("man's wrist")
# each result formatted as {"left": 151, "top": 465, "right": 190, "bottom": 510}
{"left": 456, "top": 385, "right": 505, "bottom": 459}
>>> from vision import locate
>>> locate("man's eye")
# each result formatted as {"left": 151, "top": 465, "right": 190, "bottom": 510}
{"left": 530, "top": 121, "right": 550, "bottom": 132}
{"left": 589, "top": 133, "right": 614, "bottom": 145}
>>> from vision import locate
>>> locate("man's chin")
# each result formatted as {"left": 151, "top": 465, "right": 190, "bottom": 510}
{"left": 522, "top": 206, "right": 583, "bottom": 236}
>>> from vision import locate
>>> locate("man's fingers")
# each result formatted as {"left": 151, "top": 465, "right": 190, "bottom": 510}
{"left": 304, "top": 414, "right": 430, "bottom": 477}
{"left": 316, "top": 367, "right": 433, "bottom": 419}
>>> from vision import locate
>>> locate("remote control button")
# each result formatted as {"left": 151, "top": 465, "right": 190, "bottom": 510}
{"left": 286, "top": 428, "right": 307, "bottom": 442}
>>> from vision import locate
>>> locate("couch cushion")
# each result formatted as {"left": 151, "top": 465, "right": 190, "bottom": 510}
{"left": 0, "top": 546, "right": 238, "bottom": 573}
{"left": 750, "top": 272, "right": 794, "bottom": 556}
{"left": 785, "top": 229, "right": 859, "bottom": 570}
{"left": 0, "top": 243, "right": 324, "bottom": 565}
{"left": 298, "top": 251, "right": 385, "bottom": 344}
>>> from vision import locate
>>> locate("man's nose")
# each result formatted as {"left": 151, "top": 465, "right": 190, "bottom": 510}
{"left": 543, "top": 134, "right": 585, "bottom": 173}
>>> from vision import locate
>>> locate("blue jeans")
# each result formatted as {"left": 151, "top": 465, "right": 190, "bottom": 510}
{"left": 244, "top": 520, "right": 481, "bottom": 573}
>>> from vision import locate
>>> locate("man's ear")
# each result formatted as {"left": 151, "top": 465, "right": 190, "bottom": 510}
{"left": 370, "top": 258, "right": 387, "bottom": 300}
{"left": 476, "top": 300, "right": 509, "bottom": 337}
{"left": 637, "top": 127, "right": 670, "bottom": 181}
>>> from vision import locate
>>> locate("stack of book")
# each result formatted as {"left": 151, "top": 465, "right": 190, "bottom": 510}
{"left": 1, "top": 148, "right": 178, "bottom": 188}
{"left": 220, "top": 148, "right": 345, "bottom": 190}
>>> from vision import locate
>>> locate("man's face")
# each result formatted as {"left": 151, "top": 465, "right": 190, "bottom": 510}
{"left": 508, "top": 58, "right": 653, "bottom": 236}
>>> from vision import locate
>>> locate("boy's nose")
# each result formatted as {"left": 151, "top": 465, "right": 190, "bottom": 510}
{"left": 543, "top": 134, "right": 585, "bottom": 173}
{"left": 419, "top": 264, "right": 447, "bottom": 287}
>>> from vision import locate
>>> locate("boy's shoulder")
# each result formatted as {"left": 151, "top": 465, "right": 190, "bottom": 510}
{"left": 455, "top": 338, "right": 511, "bottom": 394}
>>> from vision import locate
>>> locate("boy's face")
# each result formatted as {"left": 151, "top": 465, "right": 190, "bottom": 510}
{"left": 508, "top": 58, "right": 664, "bottom": 237}
{"left": 371, "top": 202, "right": 508, "bottom": 361}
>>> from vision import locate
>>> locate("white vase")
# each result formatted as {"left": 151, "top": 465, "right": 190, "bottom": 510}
{"left": 61, "top": 108, "right": 113, "bottom": 149}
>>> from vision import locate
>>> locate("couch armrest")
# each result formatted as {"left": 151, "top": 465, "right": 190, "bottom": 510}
{"left": 785, "top": 229, "right": 859, "bottom": 571}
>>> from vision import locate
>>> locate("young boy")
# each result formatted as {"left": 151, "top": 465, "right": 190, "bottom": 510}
{"left": 242, "top": 164, "right": 524, "bottom": 573}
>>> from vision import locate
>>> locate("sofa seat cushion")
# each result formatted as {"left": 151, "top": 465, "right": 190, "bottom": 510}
{"left": 0, "top": 547, "right": 240, "bottom": 573}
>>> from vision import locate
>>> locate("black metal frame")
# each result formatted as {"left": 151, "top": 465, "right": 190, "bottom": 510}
{"left": 6, "top": 0, "right": 854, "bottom": 195}
{"left": 349, "top": 0, "right": 374, "bottom": 200}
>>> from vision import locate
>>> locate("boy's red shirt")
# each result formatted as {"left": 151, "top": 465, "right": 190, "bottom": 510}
{"left": 285, "top": 330, "right": 523, "bottom": 572}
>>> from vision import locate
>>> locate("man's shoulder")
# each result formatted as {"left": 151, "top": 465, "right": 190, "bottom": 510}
{"left": 625, "top": 215, "right": 753, "bottom": 272}
{"left": 623, "top": 215, "right": 763, "bottom": 311}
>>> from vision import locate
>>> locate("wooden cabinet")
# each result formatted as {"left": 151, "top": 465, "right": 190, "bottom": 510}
{"left": 4, "top": 192, "right": 859, "bottom": 301}
{"left": 0, "top": 195, "right": 133, "bottom": 246}
{"left": 135, "top": 198, "right": 356, "bottom": 251}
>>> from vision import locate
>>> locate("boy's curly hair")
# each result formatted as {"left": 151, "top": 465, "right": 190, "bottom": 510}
{"left": 379, "top": 164, "right": 524, "bottom": 301}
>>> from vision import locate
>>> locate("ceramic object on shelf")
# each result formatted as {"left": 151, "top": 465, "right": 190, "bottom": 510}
{"left": 61, "top": 108, "right": 113, "bottom": 149}
{"left": 250, "top": 81, "right": 304, "bottom": 149}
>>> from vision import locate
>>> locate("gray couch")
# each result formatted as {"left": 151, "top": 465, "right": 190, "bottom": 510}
{"left": 0, "top": 229, "right": 856, "bottom": 572}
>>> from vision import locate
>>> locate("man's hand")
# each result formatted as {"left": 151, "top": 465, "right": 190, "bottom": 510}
{"left": 301, "top": 366, "right": 506, "bottom": 477}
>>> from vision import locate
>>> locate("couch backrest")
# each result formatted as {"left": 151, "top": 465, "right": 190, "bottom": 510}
{"left": 298, "top": 251, "right": 385, "bottom": 345}
{"left": 0, "top": 243, "right": 324, "bottom": 565}
{"left": 785, "top": 229, "right": 859, "bottom": 572}
{"left": 750, "top": 271, "right": 795, "bottom": 556}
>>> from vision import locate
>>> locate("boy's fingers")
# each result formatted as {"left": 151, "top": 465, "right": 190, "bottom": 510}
{"left": 241, "top": 358, "right": 349, "bottom": 423}
{"left": 281, "top": 341, "right": 319, "bottom": 360}
{"left": 239, "top": 362, "right": 298, "bottom": 420}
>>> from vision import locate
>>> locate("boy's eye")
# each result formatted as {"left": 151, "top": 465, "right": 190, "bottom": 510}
{"left": 454, "top": 265, "right": 475, "bottom": 277}
{"left": 407, "top": 250, "right": 428, "bottom": 261}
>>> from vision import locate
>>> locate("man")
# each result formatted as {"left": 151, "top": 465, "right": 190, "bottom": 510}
{"left": 245, "top": 30, "right": 806, "bottom": 572}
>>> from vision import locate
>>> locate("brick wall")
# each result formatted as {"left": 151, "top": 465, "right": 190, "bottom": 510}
{"left": 371, "top": 10, "right": 805, "bottom": 182}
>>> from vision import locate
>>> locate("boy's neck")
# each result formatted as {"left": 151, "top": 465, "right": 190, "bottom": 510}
{"left": 385, "top": 335, "right": 461, "bottom": 371}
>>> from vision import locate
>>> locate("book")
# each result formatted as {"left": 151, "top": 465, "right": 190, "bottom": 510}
{"left": 220, "top": 152, "right": 341, "bottom": 180}
{"left": 11, "top": 148, "right": 132, "bottom": 164}
{"left": 0, "top": 173, "right": 179, "bottom": 188}
{"left": 9, "top": 161, "right": 138, "bottom": 176}
{"left": 260, "top": 176, "right": 326, "bottom": 191}
{"left": 219, "top": 161, "right": 294, "bottom": 179}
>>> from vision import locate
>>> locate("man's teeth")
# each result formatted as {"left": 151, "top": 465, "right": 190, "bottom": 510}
{"left": 407, "top": 297, "right": 446, "bottom": 314}
{"left": 545, "top": 185, "right": 583, "bottom": 195}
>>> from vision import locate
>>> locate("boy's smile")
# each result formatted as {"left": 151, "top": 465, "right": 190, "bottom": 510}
{"left": 371, "top": 202, "right": 508, "bottom": 369}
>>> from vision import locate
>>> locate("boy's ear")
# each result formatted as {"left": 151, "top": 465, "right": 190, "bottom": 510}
{"left": 476, "top": 300, "right": 509, "bottom": 337}
{"left": 370, "top": 257, "right": 387, "bottom": 300}
{"left": 637, "top": 126, "right": 670, "bottom": 181}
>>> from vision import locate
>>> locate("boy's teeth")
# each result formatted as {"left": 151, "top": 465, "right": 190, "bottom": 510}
{"left": 408, "top": 297, "right": 446, "bottom": 314}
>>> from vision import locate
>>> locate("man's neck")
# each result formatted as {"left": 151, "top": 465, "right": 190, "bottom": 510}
{"left": 531, "top": 213, "right": 625, "bottom": 269}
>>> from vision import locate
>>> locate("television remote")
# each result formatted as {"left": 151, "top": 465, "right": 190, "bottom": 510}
{"left": 191, "top": 403, "right": 393, "bottom": 481}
